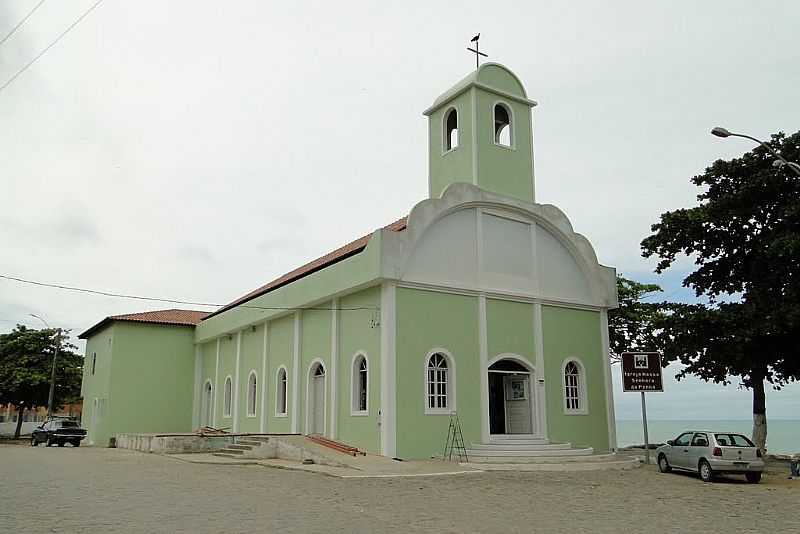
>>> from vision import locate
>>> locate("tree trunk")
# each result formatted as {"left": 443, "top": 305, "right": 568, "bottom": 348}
{"left": 751, "top": 375, "right": 767, "bottom": 453}
{"left": 13, "top": 404, "right": 24, "bottom": 439}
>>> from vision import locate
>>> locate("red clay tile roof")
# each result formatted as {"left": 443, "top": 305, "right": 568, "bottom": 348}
{"left": 79, "top": 309, "right": 210, "bottom": 339}
{"left": 204, "top": 216, "right": 408, "bottom": 320}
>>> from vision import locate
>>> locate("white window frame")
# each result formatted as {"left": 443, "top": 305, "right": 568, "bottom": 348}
{"left": 223, "top": 375, "right": 233, "bottom": 418}
{"left": 246, "top": 370, "right": 258, "bottom": 418}
{"left": 275, "top": 366, "right": 288, "bottom": 418}
{"left": 423, "top": 348, "right": 456, "bottom": 415}
{"left": 202, "top": 380, "right": 213, "bottom": 426}
{"left": 442, "top": 106, "right": 459, "bottom": 154}
{"left": 492, "top": 101, "right": 515, "bottom": 149}
{"left": 561, "top": 357, "right": 588, "bottom": 415}
{"left": 350, "top": 352, "right": 369, "bottom": 416}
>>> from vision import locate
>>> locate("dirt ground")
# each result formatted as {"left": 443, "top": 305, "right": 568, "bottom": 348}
{"left": 1, "top": 443, "right": 796, "bottom": 533}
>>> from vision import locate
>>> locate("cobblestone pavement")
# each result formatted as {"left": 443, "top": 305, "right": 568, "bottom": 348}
{"left": 1, "top": 444, "right": 796, "bottom": 533}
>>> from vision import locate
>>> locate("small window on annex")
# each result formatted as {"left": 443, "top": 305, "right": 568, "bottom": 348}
{"left": 444, "top": 108, "right": 458, "bottom": 151}
{"left": 493, "top": 103, "right": 512, "bottom": 147}
{"left": 247, "top": 371, "right": 257, "bottom": 417}
{"left": 276, "top": 367, "right": 288, "bottom": 416}
{"left": 223, "top": 376, "right": 233, "bottom": 417}
{"left": 352, "top": 355, "right": 368, "bottom": 413}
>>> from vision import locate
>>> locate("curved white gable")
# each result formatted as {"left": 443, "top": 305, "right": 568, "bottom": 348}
{"left": 381, "top": 183, "right": 617, "bottom": 308}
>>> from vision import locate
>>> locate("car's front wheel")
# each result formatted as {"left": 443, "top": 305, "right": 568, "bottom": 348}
{"left": 699, "top": 460, "right": 714, "bottom": 482}
{"left": 657, "top": 454, "right": 672, "bottom": 473}
{"left": 72, "top": 441, "right": 81, "bottom": 447}
{"left": 745, "top": 472, "right": 762, "bottom": 484}
{"left": 30, "top": 436, "right": 37, "bottom": 447}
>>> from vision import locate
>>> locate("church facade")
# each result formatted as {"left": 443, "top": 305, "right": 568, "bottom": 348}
{"left": 80, "top": 63, "right": 618, "bottom": 459}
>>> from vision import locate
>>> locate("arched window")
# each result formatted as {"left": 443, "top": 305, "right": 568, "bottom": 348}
{"left": 351, "top": 354, "right": 368, "bottom": 414}
{"left": 444, "top": 108, "right": 458, "bottom": 151}
{"left": 425, "top": 352, "right": 452, "bottom": 413}
{"left": 223, "top": 376, "right": 233, "bottom": 417}
{"left": 494, "top": 103, "right": 512, "bottom": 147}
{"left": 246, "top": 371, "right": 257, "bottom": 417}
{"left": 276, "top": 367, "right": 288, "bottom": 416}
{"left": 563, "top": 360, "right": 587, "bottom": 414}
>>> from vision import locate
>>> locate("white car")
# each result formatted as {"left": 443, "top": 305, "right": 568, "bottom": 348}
{"left": 656, "top": 431, "right": 765, "bottom": 483}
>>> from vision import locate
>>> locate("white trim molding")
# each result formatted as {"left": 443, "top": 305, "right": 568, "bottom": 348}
{"left": 232, "top": 331, "right": 242, "bottom": 432}
{"left": 423, "top": 347, "right": 456, "bottom": 416}
{"left": 330, "top": 298, "right": 339, "bottom": 439}
{"left": 350, "top": 351, "right": 370, "bottom": 416}
{"left": 532, "top": 303, "right": 547, "bottom": 439}
{"left": 600, "top": 309, "right": 617, "bottom": 450}
{"left": 561, "top": 356, "right": 589, "bottom": 416}
{"left": 291, "top": 311, "right": 301, "bottom": 433}
{"left": 380, "top": 282, "right": 397, "bottom": 457}
{"left": 275, "top": 365, "right": 288, "bottom": 418}
{"left": 260, "top": 322, "right": 269, "bottom": 433}
{"left": 213, "top": 338, "right": 220, "bottom": 428}
{"left": 192, "top": 345, "right": 202, "bottom": 429}
{"left": 478, "top": 295, "right": 490, "bottom": 442}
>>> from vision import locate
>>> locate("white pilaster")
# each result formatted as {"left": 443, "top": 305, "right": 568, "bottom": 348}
{"left": 600, "top": 309, "right": 617, "bottom": 451}
{"left": 291, "top": 311, "right": 301, "bottom": 434}
{"left": 379, "top": 282, "right": 397, "bottom": 457}
{"left": 192, "top": 345, "right": 202, "bottom": 429}
{"left": 478, "top": 295, "right": 490, "bottom": 443}
{"left": 533, "top": 302, "right": 547, "bottom": 439}
{"left": 232, "top": 331, "right": 242, "bottom": 433}
{"left": 260, "top": 322, "right": 269, "bottom": 433}
{"left": 212, "top": 338, "right": 220, "bottom": 429}
{"left": 330, "top": 298, "right": 339, "bottom": 439}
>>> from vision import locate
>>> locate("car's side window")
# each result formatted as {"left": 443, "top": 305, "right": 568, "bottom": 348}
{"left": 691, "top": 432, "right": 708, "bottom": 447}
{"left": 674, "top": 432, "right": 692, "bottom": 446}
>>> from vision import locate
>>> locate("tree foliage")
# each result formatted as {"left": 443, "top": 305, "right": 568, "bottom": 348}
{"left": 641, "top": 131, "right": 800, "bottom": 450}
{"left": 607, "top": 276, "right": 664, "bottom": 362}
{"left": 0, "top": 326, "right": 83, "bottom": 438}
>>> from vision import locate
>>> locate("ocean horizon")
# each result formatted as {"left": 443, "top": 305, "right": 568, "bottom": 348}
{"left": 615, "top": 419, "right": 799, "bottom": 454}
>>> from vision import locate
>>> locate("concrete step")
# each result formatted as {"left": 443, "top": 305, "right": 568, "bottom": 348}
{"left": 218, "top": 448, "right": 245, "bottom": 455}
{"left": 212, "top": 452, "right": 246, "bottom": 459}
{"left": 464, "top": 447, "right": 594, "bottom": 458}
{"left": 470, "top": 442, "right": 573, "bottom": 451}
{"left": 226, "top": 444, "right": 253, "bottom": 451}
{"left": 466, "top": 452, "right": 615, "bottom": 464}
{"left": 236, "top": 439, "right": 264, "bottom": 447}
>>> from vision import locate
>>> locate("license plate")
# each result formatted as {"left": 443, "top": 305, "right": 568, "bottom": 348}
{"left": 733, "top": 462, "right": 748, "bottom": 466}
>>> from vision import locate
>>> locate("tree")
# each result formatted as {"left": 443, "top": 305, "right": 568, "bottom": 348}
{"left": 607, "top": 276, "right": 664, "bottom": 363}
{"left": 641, "top": 131, "right": 800, "bottom": 451}
{"left": 0, "top": 326, "right": 83, "bottom": 439}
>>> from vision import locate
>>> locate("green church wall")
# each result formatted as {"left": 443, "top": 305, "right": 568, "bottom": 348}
{"left": 81, "top": 324, "right": 115, "bottom": 446}
{"left": 486, "top": 298, "right": 535, "bottom": 363}
{"left": 299, "top": 306, "right": 332, "bottom": 434}
{"left": 395, "top": 287, "right": 481, "bottom": 459}
{"left": 266, "top": 314, "right": 293, "bottom": 433}
{"left": 108, "top": 323, "right": 195, "bottom": 440}
{"left": 336, "top": 286, "right": 381, "bottom": 453}
{"left": 541, "top": 305, "right": 610, "bottom": 451}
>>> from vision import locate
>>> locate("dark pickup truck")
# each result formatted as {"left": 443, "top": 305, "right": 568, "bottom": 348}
{"left": 31, "top": 419, "right": 87, "bottom": 447}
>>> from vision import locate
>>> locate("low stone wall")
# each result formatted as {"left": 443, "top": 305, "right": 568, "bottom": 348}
{"left": 115, "top": 433, "right": 235, "bottom": 454}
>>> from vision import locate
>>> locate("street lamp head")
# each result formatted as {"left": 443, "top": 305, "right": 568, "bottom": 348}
{"left": 711, "top": 127, "right": 732, "bottom": 138}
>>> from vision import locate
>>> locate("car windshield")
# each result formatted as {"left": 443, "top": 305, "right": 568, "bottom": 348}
{"left": 57, "top": 421, "right": 78, "bottom": 428}
{"left": 714, "top": 433, "right": 754, "bottom": 447}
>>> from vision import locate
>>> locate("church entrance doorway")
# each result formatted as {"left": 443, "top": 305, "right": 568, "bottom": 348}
{"left": 201, "top": 381, "right": 213, "bottom": 427}
{"left": 308, "top": 362, "right": 326, "bottom": 435}
{"left": 488, "top": 359, "right": 534, "bottom": 435}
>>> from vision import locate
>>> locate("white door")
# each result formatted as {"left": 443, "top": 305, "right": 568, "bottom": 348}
{"left": 503, "top": 375, "right": 532, "bottom": 434}
{"left": 311, "top": 367, "right": 325, "bottom": 435}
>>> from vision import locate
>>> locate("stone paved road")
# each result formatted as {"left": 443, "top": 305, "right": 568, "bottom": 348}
{"left": 1, "top": 444, "right": 796, "bottom": 533}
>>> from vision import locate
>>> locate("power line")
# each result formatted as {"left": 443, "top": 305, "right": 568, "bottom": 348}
{"left": 0, "top": 274, "right": 378, "bottom": 312}
{"left": 0, "top": 0, "right": 104, "bottom": 95}
{"left": 0, "top": 0, "right": 46, "bottom": 48}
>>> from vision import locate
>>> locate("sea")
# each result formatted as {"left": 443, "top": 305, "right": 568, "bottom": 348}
{"left": 616, "top": 419, "right": 799, "bottom": 454}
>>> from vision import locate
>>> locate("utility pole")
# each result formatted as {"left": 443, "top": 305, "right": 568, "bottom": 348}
{"left": 29, "top": 314, "right": 60, "bottom": 418}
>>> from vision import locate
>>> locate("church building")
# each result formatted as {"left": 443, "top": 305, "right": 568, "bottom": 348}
{"left": 80, "top": 63, "right": 618, "bottom": 459}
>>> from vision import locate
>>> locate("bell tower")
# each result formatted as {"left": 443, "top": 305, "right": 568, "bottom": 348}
{"left": 423, "top": 63, "right": 538, "bottom": 203}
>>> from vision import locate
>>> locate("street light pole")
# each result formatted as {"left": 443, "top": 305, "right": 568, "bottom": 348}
{"left": 711, "top": 127, "right": 800, "bottom": 177}
{"left": 29, "top": 314, "right": 60, "bottom": 419}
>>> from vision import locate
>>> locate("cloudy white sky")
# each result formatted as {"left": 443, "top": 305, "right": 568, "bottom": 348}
{"left": 1, "top": 1, "right": 798, "bottom": 420}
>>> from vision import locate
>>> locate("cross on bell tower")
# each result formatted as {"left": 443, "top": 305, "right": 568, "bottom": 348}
{"left": 467, "top": 34, "right": 488, "bottom": 69}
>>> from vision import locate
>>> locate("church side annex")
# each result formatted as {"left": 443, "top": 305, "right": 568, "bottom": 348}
{"left": 80, "top": 63, "right": 619, "bottom": 460}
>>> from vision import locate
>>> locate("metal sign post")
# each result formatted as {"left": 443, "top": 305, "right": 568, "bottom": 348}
{"left": 621, "top": 352, "right": 663, "bottom": 465}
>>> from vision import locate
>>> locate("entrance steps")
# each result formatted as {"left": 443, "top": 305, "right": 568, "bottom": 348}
{"left": 213, "top": 436, "right": 271, "bottom": 459}
{"left": 465, "top": 437, "right": 599, "bottom": 464}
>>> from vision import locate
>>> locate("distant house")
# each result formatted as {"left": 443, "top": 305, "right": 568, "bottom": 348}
{"left": 79, "top": 63, "right": 618, "bottom": 458}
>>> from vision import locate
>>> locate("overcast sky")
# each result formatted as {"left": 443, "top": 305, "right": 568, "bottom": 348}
{"left": 2, "top": 1, "right": 798, "bottom": 420}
